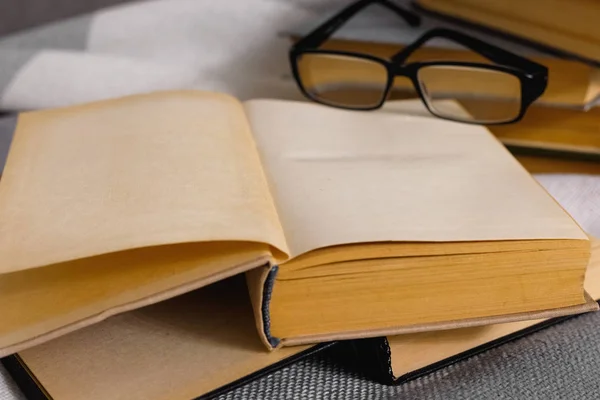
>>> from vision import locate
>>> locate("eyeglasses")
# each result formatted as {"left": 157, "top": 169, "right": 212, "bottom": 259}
{"left": 289, "top": 0, "right": 548, "bottom": 124}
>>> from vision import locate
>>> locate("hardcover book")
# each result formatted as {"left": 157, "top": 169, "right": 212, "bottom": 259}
{"left": 0, "top": 91, "right": 595, "bottom": 356}
{"left": 1, "top": 275, "right": 333, "bottom": 400}
{"left": 339, "top": 239, "right": 600, "bottom": 384}
{"left": 415, "top": 0, "right": 600, "bottom": 66}
{"left": 4, "top": 241, "right": 598, "bottom": 399}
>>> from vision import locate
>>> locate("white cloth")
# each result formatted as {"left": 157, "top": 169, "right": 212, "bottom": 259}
{"left": 536, "top": 174, "right": 600, "bottom": 238}
{"left": 0, "top": 0, "right": 347, "bottom": 110}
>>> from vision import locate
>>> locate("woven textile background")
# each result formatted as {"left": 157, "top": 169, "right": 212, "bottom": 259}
{"left": 2, "top": 309, "right": 597, "bottom": 399}
{"left": 214, "top": 310, "right": 600, "bottom": 399}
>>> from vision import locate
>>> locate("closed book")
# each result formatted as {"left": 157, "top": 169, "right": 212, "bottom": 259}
{"left": 487, "top": 105, "right": 600, "bottom": 161}
{"left": 338, "top": 238, "right": 600, "bottom": 384}
{"left": 415, "top": 0, "right": 600, "bottom": 66}
{"left": 0, "top": 91, "right": 594, "bottom": 356}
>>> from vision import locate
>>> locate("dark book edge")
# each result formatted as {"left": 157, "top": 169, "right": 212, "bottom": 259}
{"left": 2, "top": 342, "right": 337, "bottom": 400}
{"left": 505, "top": 144, "right": 600, "bottom": 163}
{"left": 351, "top": 301, "right": 600, "bottom": 385}
{"left": 330, "top": 337, "right": 396, "bottom": 385}
{"left": 261, "top": 265, "right": 281, "bottom": 348}
{"left": 411, "top": 1, "right": 600, "bottom": 68}
{"left": 1, "top": 355, "right": 52, "bottom": 400}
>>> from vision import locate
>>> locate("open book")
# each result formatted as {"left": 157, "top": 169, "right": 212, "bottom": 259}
{"left": 0, "top": 91, "right": 595, "bottom": 356}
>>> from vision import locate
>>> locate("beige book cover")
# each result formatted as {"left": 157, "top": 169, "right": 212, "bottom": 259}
{"left": 0, "top": 91, "right": 594, "bottom": 357}
{"left": 2, "top": 275, "right": 329, "bottom": 400}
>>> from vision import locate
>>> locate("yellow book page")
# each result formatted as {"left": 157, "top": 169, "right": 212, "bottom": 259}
{"left": 0, "top": 90, "right": 290, "bottom": 356}
{"left": 243, "top": 99, "right": 587, "bottom": 258}
{"left": 389, "top": 239, "right": 600, "bottom": 377}
{"left": 0, "top": 242, "right": 270, "bottom": 357}
{"left": 0, "top": 91, "right": 288, "bottom": 274}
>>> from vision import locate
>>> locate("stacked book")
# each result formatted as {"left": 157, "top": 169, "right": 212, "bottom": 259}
{"left": 415, "top": 0, "right": 600, "bottom": 65}
{"left": 0, "top": 90, "right": 598, "bottom": 399}
{"left": 412, "top": 0, "right": 600, "bottom": 168}
{"left": 283, "top": 1, "right": 600, "bottom": 171}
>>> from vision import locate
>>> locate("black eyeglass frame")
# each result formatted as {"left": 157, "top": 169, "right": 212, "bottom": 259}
{"left": 290, "top": 0, "right": 548, "bottom": 124}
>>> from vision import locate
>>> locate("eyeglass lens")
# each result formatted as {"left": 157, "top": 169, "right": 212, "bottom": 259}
{"left": 296, "top": 53, "right": 389, "bottom": 109}
{"left": 417, "top": 65, "right": 522, "bottom": 123}
{"left": 297, "top": 52, "right": 523, "bottom": 122}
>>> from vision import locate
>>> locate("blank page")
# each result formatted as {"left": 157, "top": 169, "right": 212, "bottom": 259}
{"left": 0, "top": 91, "right": 288, "bottom": 274}
{"left": 244, "top": 99, "right": 587, "bottom": 258}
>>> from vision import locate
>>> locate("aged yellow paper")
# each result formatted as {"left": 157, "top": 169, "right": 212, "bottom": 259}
{"left": 245, "top": 99, "right": 587, "bottom": 257}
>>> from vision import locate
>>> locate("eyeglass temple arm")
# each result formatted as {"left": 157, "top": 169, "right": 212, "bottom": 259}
{"left": 294, "top": 0, "right": 420, "bottom": 50}
{"left": 391, "top": 28, "right": 547, "bottom": 75}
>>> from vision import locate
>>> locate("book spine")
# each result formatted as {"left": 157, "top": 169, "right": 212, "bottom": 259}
{"left": 261, "top": 265, "right": 281, "bottom": 348}
{"left": 331, "top": 338, "right": 395, "bottom": 385}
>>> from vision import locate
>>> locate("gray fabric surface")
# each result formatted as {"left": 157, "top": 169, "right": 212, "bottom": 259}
{"left": 0, "top": 0, "right": 132, "bottom": 36}
{"left": 215, "top": 310, "right": 600, "bottom": 399}
{"left": 0, "top": 16, "right": 93, "bottom": 51}
{"left": 0, "top": 51, "right": 34, "bottom": 95}
{"left": 1, "top": 309, "right": 599, "bottom": 399}
{"left": 0, "top": 116, "right": 17, "bottom": 174}
{"left": 0, "top": 366, "right": 24, "bottom": 400}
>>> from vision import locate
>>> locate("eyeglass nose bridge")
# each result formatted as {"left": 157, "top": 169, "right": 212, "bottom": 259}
{"left": 389, "top": 63, "right": 419, "bottom": 79}
{"left": 386, "top": 63, "right": 422, "bottom": 95}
